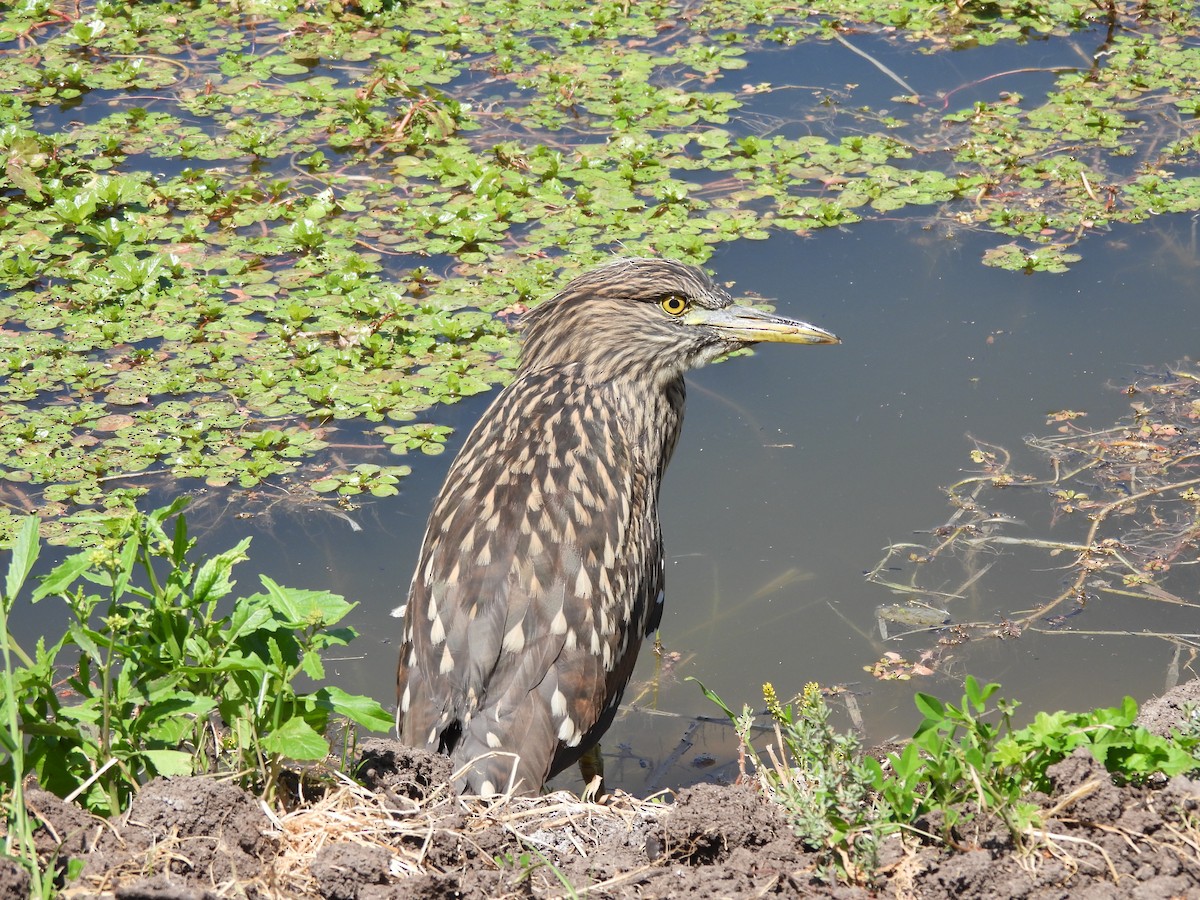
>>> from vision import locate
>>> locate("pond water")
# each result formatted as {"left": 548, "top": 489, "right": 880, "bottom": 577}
{"left": 7, "top": 16, "right": 1199, "bottom": 795}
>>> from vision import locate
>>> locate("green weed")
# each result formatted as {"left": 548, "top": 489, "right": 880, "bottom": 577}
{"left": 701, "top": 675, "right": 1200, "bottom": 882}
{"left": 0, "top": 518, "right": 56, "bottom": 897}
{"left": 0, "top": 500, "right": 391, "bottom": 824}
{"left": 695, "top": 678, "right": 882, "bottom": 880}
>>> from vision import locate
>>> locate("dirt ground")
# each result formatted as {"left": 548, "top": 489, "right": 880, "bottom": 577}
{"left": 5, "top": 679, "right": 1199, "bottom": 899}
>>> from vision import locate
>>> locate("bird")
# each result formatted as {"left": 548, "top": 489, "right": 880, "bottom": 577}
{"left": 394, "top": 257, "right": 838, "bottom": 796}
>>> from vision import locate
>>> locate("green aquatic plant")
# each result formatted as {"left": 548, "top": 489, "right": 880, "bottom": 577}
{"left": 1, "top": 0, "right": 1199, "bottom": 542}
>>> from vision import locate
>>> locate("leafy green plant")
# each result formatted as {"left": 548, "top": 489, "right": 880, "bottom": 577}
{"left": 0, "top": 499, "right": 392, "bottom": 816}
{"left": 865, "top": 677, "right": 1043, "bottom": 844}
{"left": 997, "top": 696, "right": 1200, "bottom": 787}
{"left": 702, "top": 675, "right": 1200, "bottom": 881}
{"left": 867, "top": 678, "right": 1200, "bottom": 844}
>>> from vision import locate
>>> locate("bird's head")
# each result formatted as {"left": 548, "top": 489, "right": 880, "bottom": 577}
{"left": 519, "top": 258, "right": 839, "bottom": 386}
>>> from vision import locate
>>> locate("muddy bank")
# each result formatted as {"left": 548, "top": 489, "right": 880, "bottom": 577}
{"left": 7, "top": 680, "right": 1199, "bottom": 899}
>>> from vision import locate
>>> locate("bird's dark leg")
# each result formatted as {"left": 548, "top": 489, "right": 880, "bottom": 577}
{"left": 579, "top": 744, "right": 605, "bottom": 799}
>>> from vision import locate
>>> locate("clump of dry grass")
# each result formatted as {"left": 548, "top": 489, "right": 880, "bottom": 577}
{"left": 265, "top": 764, "right": 668, "bottom": 897}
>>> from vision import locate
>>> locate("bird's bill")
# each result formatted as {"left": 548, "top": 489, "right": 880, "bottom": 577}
{"left": 686, "top": 304, "right": 840, "bottom": 345}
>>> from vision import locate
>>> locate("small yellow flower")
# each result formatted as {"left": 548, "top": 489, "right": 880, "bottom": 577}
{"left": 762, "top": 682, "right": 784, "bottom": 720}
{"left": 801, "top": 681, "right": 821, "bottom": 711}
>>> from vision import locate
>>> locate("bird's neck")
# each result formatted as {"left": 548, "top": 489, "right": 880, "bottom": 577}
{"left": 517, "top": 361, "right": 687, "bottom": 478}
{"left": 608, "top": 371, "right": 687, "bottom": 481}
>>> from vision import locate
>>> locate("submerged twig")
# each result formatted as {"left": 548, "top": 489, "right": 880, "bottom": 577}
{"left": 830, "top": 30, "right": 918, "bottom": 98}
{"left": 861, "top": 361, "right": 1200, "bottom": 679}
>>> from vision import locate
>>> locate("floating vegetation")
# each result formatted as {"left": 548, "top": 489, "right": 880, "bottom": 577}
{"left": 866, "top": 360, "right": 1200, "bottom": 680}
{"left": 2, "top": 1, "right": 1199, "bottom": 543}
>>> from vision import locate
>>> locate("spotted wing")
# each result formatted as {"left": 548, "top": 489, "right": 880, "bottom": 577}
{"left": 395, "top": 365, "right": 676, "bottom": 794}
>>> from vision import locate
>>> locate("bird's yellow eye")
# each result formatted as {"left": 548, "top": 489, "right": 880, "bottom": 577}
{"left": 659, "top": 294, "right": 690, "bottom": 317}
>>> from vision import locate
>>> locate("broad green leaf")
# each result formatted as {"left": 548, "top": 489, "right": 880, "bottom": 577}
{"left": 139, "top": 749, "right": 196, "bottom": 776}
{"left": 300, "top": 648, "right": 325, "bottom": 681}
{"left": 260, "top": 717, "right": 328, "bottom": 760}
{"left": 913, "top": 693, "right": 945, "bottom": 722}
{"left": 192, "top": 537, "right": 251, "bottom": 604}
{"left": 3, "top": 516, "right": 39, "bottom": 601}
{"left": 227, "top": 601, "right": 274, "bottom": 642}
{"left": 316, "top": 686, "right": 393, "bottom": 732}
{"left": 31, "top": 552, "right": 93, "bottom": 603}
{"left": 253, "top": 577, "right": 354, "bottom": 628}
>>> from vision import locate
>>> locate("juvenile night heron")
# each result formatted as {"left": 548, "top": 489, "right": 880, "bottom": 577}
{"left": 395, "top": 257, "right": 838, "bottom": 795}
